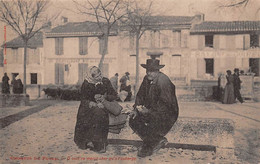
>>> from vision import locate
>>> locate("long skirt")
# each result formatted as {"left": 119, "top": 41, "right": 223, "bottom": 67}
{"left": 223, "top": 84, "right": 235, "bottom": 104}
{"left": 74, "top": 104, "right": 109, "bottom": 149}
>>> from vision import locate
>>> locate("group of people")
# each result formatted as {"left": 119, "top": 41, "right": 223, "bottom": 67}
{"left": 109, "top": 72, "right": 132, "bottom": 102}
{"left": 220, "top": 68, "right": 244, "bottom": 104}
{"left": 1, "top": 73, "right": 23, "bottom": 94}
{"left": 74, "top": 59, "right": 179, "bottom": 157}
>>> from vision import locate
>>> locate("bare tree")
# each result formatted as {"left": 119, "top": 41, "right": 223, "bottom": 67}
{"left": 218, "top": 0, "right": 250, "bottom": 7}
{"left": 122, "top": 0, "right": 153, "bottom": 96}
{"left": 73, "top": 0, "right": 127, "bottom": 70}
{"left": 0, "top": 0, "right": 53, "bottom": 94}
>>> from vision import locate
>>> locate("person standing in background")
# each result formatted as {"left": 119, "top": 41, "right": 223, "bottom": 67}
{"left": 233, "top": 68, "right": 244, "bottom": 103}
{"left": 2, "top": 73, "right": 10, "bottom": 94}
{"left": 110, "top": 73, "right": 119, "bottom": 93}
{"left": 222, "top": 70, "right": 235, "bottom": 104}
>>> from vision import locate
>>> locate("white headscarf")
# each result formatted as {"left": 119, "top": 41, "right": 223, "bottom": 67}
{"left": 85, "top": 66, "right": 103, "bottom": 85}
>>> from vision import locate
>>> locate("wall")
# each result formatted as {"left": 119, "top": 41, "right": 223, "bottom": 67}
{"left": 4, "top": 47, "right": 44, "bottom": 85}
{"left": 43, "top": 36, "right": 119, "bottom": 84}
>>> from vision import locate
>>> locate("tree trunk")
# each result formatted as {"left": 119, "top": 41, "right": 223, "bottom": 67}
{"left": 23, "top": 40, "right": 27, "bottom": 94}
{"left": 134, "top": 32, "right": 140, "bottom": 97}
{"left": 98, "top": 33, "right": 109, "bottom": 70}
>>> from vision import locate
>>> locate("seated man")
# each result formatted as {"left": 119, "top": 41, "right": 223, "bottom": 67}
{"left": 129, "top": 59, "right": 179, "bottom": 157}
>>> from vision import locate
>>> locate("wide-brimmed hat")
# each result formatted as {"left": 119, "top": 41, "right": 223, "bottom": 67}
{"left": 234, "top": 68, "right": 239, "bottom": 72}
{"left": 141, "top": 59, "right": 165, "bottom": 70}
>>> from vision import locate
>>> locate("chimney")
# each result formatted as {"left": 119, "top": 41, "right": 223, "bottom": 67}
{"left": 193, "top": 13, "right": 205, "bottom": 23}
{"left": 61, "top": 16, "right": 68, "bottom": 25}
{"left": 42, "top": 21, "right": 52, "bottom": 32}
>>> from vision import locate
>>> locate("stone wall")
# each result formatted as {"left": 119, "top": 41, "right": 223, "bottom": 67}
{"left": 0, "top": 94, "right": 29, "bottom": 107}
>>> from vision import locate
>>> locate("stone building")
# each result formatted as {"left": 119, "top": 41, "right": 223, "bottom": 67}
{"left": 3, "top": 32, "right": 44, "bottom": 85}
{"left": 43, "top": 21, "right": 119, "bottom": 85}
{"left": 2, "top": 14, "right": 260, "bottom": 100}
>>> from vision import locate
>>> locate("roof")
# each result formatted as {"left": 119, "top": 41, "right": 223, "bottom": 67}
{"left": 46, "top": 21, "right": 118, "bottom": 37}
{"left": 144, "top": 16, "right": 195, "bottom": 25}
{"left": 4, "top": 32, "right": 43, "bottom": 48}
{"left": 191, "top": 21, "right": 260, "bottom": 33}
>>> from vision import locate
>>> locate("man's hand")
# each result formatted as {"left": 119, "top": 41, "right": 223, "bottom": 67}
{"left": 136, "top": 106, "right": 149, "bottom": 114}
{"left": 94, "top": 94, "right": 105, "bottom": 103}
{"left": 89, "top": 101, "right": 97, "bottom": 108}
{"left": 129, "top": 110, "right": 138, "bottom": 119}
{"left": 97, "top": 102, "right": 104, "bottom": 109}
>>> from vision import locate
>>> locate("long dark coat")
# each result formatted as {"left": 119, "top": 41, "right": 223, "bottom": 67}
{"left": 2, "top": 75, "right": 10, "bottom": 94}
{"left": 129, "top": 72, "right": 179, "bottom": 142}
{"left": 74, "top": 77, "right": 117, "bottom": 149}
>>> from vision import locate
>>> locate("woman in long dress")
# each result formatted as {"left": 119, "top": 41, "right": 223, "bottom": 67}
{"left": 222, "top": 70, "right": 235, "bottom": 104}
{"left": 74, "top": 66, "right": 117, "bottom": 152}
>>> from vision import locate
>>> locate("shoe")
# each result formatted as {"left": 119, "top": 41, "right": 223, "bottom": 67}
{"left": 137, "top": 143, "right": 153, "bottom": 157}
{"left": 152, "top": 137, "right": 168, "bottom": 153}
{"left": 91, "top": 142, "right": 107, "bottom": 153}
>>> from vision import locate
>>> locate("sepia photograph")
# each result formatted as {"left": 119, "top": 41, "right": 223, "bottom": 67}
{"left": 0, "top": 0, "right": 260, "bottom": 163}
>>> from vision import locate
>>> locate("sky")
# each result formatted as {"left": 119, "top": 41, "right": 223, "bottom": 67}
{"left": 1, "top": 0, "right": 260, "bottom": 44}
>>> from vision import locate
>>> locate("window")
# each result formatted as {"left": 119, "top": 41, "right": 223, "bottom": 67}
{"left": 249, "top": 58, "right": 259, "bottom": 76}
{"left": 250, "top": 34, "right": 259, "bottom": 48}
{"left": 205, "top": 35, "right": 214, "bottom": 47}
{"left": 205, "top": 58, "right": 214, "bottom": 75}
{"left": 55, "top": 38, "right": 64, "bottom": 55}
{"left": 99, "top": 37, "right": 108, "bottom": 54}
{"left": 30, "top": 73, "right": 37, "bottom": 84}
{"left": 79, "top": 37, "right": 88, "bottom": 55}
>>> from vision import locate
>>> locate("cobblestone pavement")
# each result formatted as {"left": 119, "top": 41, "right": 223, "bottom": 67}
{"left": 0, "top": 100, "right": 259, "bottom": 164}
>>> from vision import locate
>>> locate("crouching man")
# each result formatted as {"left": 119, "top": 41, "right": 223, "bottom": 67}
{"left": 129, "top": 59, "right": 179, "bottom": 157}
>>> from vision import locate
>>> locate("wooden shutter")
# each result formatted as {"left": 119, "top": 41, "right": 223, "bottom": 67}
{"left": 78, "top": 63, "right": 83, "bottom": 84}
{"left": 243, "top": 35, "right": 250, "bottom": 50}
{"left": 59, "top": 64, "right": 64, "bottom": 84}
{"left": 79, "top": 37, "right": 83, "bottom": 55}
{"left": 55, "top": 38, "right": 59, "bottom": 55}
{"left": 83, "top": 37, "right": 88, "bottom": 55}
{"left": 59, "top": 38, "right": 64, "bottom": 55}
{"left": 213, "top": 35, "right": 220, "bottom": 49}
{"left": 101, "top": 63, "right": 109, "bottom": 78}
{"left": 78, "top": 63, "right": 88, "bottom": 84}
{"left": 55, "top": 63, "right": 59, "bottom": 84}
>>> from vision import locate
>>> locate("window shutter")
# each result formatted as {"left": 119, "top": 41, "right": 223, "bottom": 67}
{"left": 101, "top": 63, "right": 109, "bottom": 78}
{"left": 78, "top": 63, "right": 88, "bottom": 84}
{"left": 79, "top": 37, "right": 83, "bottom": 55}
{"left": 78, "top": 63, "right": 83, "bottom": 84}
{"left": 55, "top": 63, "right": 59, "bottom": 84}
{"left": 83, "top": 37, "right": 88, "bottom": 55}
{"left": 59, "top": 64, "right": 64, "bottom": 84}
{"left": 244, "top": 35, "right": 250, "bottom": 50}
{"left": 99, "top": 37, "right": 107, "bottom": 55}
{"left": 55, "top": 38, "right": 59, "bottom": 55}
{"left": 59, "top": 38, "right": 64, "bottom": 55}
{"left": 213, "top": 35, "right": 219, "bottom": 49}
{"left": 99, "top": 37, "right": 102, "bottom": 54}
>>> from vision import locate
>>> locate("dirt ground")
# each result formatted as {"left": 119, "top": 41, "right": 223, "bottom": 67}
{"left": 0, "top": 99, "right": 259, "bottom": 163}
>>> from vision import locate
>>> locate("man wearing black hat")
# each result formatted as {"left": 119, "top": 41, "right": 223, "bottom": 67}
{"left": 233, "top": 68, "right": 244, "bottom": 103}
{"left": 128, "top": 59, "right": 179, "bottom": 157}
{"left": 119, "top": 72, "right": 132, "bottom": 101}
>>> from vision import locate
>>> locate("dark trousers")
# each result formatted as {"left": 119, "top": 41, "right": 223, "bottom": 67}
{"left": 129, "top": 111, "right": 178, "bottom": 144}
{"left": 234, "top": 87, "right": 243, "bottom": 103}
